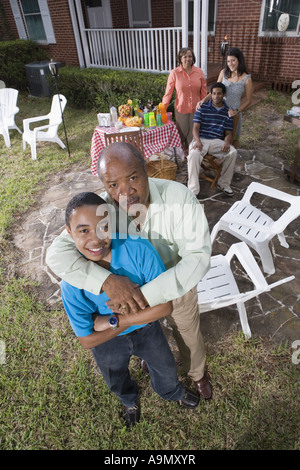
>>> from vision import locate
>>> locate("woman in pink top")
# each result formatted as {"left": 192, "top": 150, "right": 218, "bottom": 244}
{"left": 162, "top": 48, "right": 207, "bottom": 150}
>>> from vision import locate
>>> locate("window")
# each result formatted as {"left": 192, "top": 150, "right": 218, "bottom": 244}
{"left": 259, "top": 0, "right": 300, "bottom": 36}
{"left": 21, "top": 0, "right": 46, "bottom": 41}
{"left": 174, "top": 0, "right": 217, "bottom": 34}
{"left": 10, "top": 0, "right": 56, "bottom": 43}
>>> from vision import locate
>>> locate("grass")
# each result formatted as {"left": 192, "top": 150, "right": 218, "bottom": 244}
{"left": 240, "top": 89, "right": 299, "bottom": 165}
{"left": 0, "top": 91, "right": 299, "bottom": 451}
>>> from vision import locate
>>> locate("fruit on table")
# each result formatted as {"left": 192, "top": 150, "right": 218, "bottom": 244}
{"left": 118, "top": 104, "right": 132, "bottom": 117}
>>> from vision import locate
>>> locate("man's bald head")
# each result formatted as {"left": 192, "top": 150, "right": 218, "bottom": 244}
{"left": 97, "top": 142, "right": 146, "bottom": 178}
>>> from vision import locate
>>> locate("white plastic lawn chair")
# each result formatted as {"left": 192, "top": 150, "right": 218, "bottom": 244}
{"left": 22, "top": 94, "right": 67, "bottom": 160}
{"left": 0, "top": 88, "right": 22, "bottom": 147}
{"left": 197, "top": 242, "right": 294, "bottom": 338}
{"left": 211, "top": 182, "right": 300, "bottom": 274}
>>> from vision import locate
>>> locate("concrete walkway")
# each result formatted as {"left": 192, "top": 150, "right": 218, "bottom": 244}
{"left": 13, "top": 150, "right": 300, "bottom": 347}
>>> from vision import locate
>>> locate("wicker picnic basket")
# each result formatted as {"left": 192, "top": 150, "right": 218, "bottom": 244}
{"left": 146, "top": 154, "right": 177, "bottom": 180}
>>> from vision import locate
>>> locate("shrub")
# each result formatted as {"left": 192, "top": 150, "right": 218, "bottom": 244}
{"left": 55, "top": 66, "right": 174, "bottom": 112}
{"left": 0, "top": 39, "right": 49, "bottom": 90}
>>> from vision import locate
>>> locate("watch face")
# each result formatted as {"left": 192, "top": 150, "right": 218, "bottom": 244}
{"left": 109, "top": 315, "right": 118, "bottom": 328}
{"left": 277, "top": 13, "right": 290, "bottom": 32}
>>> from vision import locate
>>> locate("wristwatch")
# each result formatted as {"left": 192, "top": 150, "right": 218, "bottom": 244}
{"left": 108, "top": 314, "right": 118, "bottom": 330}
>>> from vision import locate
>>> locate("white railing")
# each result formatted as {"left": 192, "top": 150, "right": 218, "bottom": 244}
{"left": 83, "top": 27, "right": 183, "bottom": 73}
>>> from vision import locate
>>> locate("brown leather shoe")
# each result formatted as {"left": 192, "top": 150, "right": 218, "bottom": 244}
{"left": 194, "top": 373, "right": 212, "bottom": 400}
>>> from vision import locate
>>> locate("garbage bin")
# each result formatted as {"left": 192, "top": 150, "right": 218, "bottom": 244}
{"left": 25, "top": 61, "right": 62, "bottom": 97}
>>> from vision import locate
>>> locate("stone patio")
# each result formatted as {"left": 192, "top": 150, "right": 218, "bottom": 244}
{"left": 13, "top": 149, "right": 300, "bottom": 347}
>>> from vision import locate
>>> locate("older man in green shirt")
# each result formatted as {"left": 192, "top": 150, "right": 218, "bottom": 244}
{"left": 46, "top": 142, "right": 212, "bottom": 399}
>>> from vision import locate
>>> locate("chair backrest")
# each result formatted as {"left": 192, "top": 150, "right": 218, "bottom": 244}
{"left": 47, "top": 94, "right": 67, "bottom": 137}
{"left": 49, "top": 94, "right": 67, "bottom": 122}
{"left": 0, "top": 80, "right": 5, "bottom": 89}
{"left": 104, "top": 129, "right": 144, "bottom": 156}
{"left": 242, "top": 182, "right": 300, "bottom": 234}
{"left": 0, "top": 88, "right": 18, "bottom": 119}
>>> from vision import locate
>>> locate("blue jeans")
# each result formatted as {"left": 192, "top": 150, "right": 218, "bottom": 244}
{"left": 92, "top": 321, "right": 185, "bottom": 407}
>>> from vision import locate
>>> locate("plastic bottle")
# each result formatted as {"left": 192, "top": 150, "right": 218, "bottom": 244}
{"left": 144, "top": 113, "right": 149, "bottom": 127}
{"left": 158, "top": 103, "right": 167, "bottom": 124}
{"left": 110, "top": 106, "right": 118, "bottom": 126}
{"left": 156, "top": 113, "right": 163, "bottom": 126}
{"left": 149, "top": 112, "right": 156, "bottom": 128}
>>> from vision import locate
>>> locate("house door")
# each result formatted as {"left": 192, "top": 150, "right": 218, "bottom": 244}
{"left": 128, "top": 0, "right": 152, "bottom": 27}
{"left": 85, "top": 0, "right": 112, "bottom": 28}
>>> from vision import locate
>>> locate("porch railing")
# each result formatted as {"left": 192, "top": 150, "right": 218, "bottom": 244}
{"left": 83, "top": 27, "right": 183, "bottom": 73}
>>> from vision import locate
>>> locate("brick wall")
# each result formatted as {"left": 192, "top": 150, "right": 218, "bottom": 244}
{"left": 0, "top": 0, "right": 20, "bottom": 40}
{"left": 110, "top": 0, "right": 129, "bottom": 28}
{"left": 46, "top": 0, "right": 79, "bottom": 66}
{"left": 208, "top": 0, "right": 300, "bottom": 89}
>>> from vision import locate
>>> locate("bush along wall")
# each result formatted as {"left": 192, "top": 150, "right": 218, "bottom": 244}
{"left": 0, "top": 39, "right": 49, "bottom": 90}
{"left": 55, "top": 66, "right": 175, "bottom": 113}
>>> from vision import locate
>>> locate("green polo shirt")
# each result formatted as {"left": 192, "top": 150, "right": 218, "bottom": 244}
{"left": 46, "top": 178, "right": 211, "bottom": 306}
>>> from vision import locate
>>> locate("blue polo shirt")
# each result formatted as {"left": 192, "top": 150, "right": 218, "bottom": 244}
{"left": 193, "top": 99, "right": 233, "bottom": 140}
{"left": 60, "top": 234, "right": 166, "bottom": 337}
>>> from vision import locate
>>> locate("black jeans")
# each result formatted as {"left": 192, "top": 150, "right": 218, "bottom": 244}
{"left": 92, "top": 321, "right": 185, "bottom": 407}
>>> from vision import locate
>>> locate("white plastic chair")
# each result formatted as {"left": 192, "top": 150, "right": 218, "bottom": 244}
{"left": 197, "top": 242, "right": 294, "bottom": 338}
{"left": 22, "top": 94, "right": 67, "bottom": 160}
{"left": 0, "top": 88, "right": 22, "bottom": 147}
{"left": 211, "top": 182, "right": 300, "bottom": 274}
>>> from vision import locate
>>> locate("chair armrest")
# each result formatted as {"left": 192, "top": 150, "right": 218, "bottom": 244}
{"left": 23, "top": 115, "right": 50, "bottom": 133}
{"left": 23, "top": 114, "right": 50, "bottom": 125}
{"left": 198, "top": 287, "right": 266, "bottom": 310}
{"left": 0, "top": 104, "right": 19, "bottom": 118}
{"left": 32, "top": 122, "right": 62, "bottom": 135}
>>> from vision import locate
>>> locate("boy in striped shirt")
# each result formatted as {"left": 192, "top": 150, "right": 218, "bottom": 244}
{"left": 187, "top": 82, "right": 237, "bottom": 196}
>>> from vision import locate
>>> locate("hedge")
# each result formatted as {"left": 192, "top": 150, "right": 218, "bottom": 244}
{"left": 55, "top": 66, "right": 174, "bottom": 112}
{"left": 0, "top": 39, "right": 49, "bottom": 90}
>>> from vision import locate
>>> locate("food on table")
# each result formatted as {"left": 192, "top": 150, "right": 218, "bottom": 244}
{"left": 118, "top": 104, "right": 132, "bottom": 117}
{"left": 118, "top": 116, "right": 128, "bottom": 124}
{"left": 124, "top": 116, "right": 143, "bottom": 127}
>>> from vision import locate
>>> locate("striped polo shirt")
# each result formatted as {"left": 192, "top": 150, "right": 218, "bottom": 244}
{"left": 193, "top": 99, "right": 233, "bottom": 140}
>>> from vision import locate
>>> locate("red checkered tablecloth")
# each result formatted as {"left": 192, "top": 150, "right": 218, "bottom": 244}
{"left": 91, "top": 122, "right": 183, "bottom": 176}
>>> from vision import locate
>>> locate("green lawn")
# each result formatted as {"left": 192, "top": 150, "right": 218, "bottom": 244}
{"left": 0, "top": 91, "right": 299, "bottom": 451}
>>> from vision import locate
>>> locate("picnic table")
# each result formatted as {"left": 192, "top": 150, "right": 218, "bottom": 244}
{"left": 90, "top": 122, "right": 183, "bottom": 177}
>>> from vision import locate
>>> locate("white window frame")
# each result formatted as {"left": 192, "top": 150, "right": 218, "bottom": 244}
{"left": 258, "top": 0, "right": 300, "bottom": 37}
{"left": 174, "top": 0, "right": 217, "bottom": 36}
{"left": 10, "top": 0, "right": 56, "bottom": 44}
{"left": 127, "top": 0, "right": 152, "bottom": 28}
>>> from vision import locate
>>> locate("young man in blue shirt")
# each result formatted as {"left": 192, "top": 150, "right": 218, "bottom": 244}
{"left": 61, "top": 192, "right": 199, "bottom": 426}
{"left": 187, "top": 82, "right": 237, "bottom": 197}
